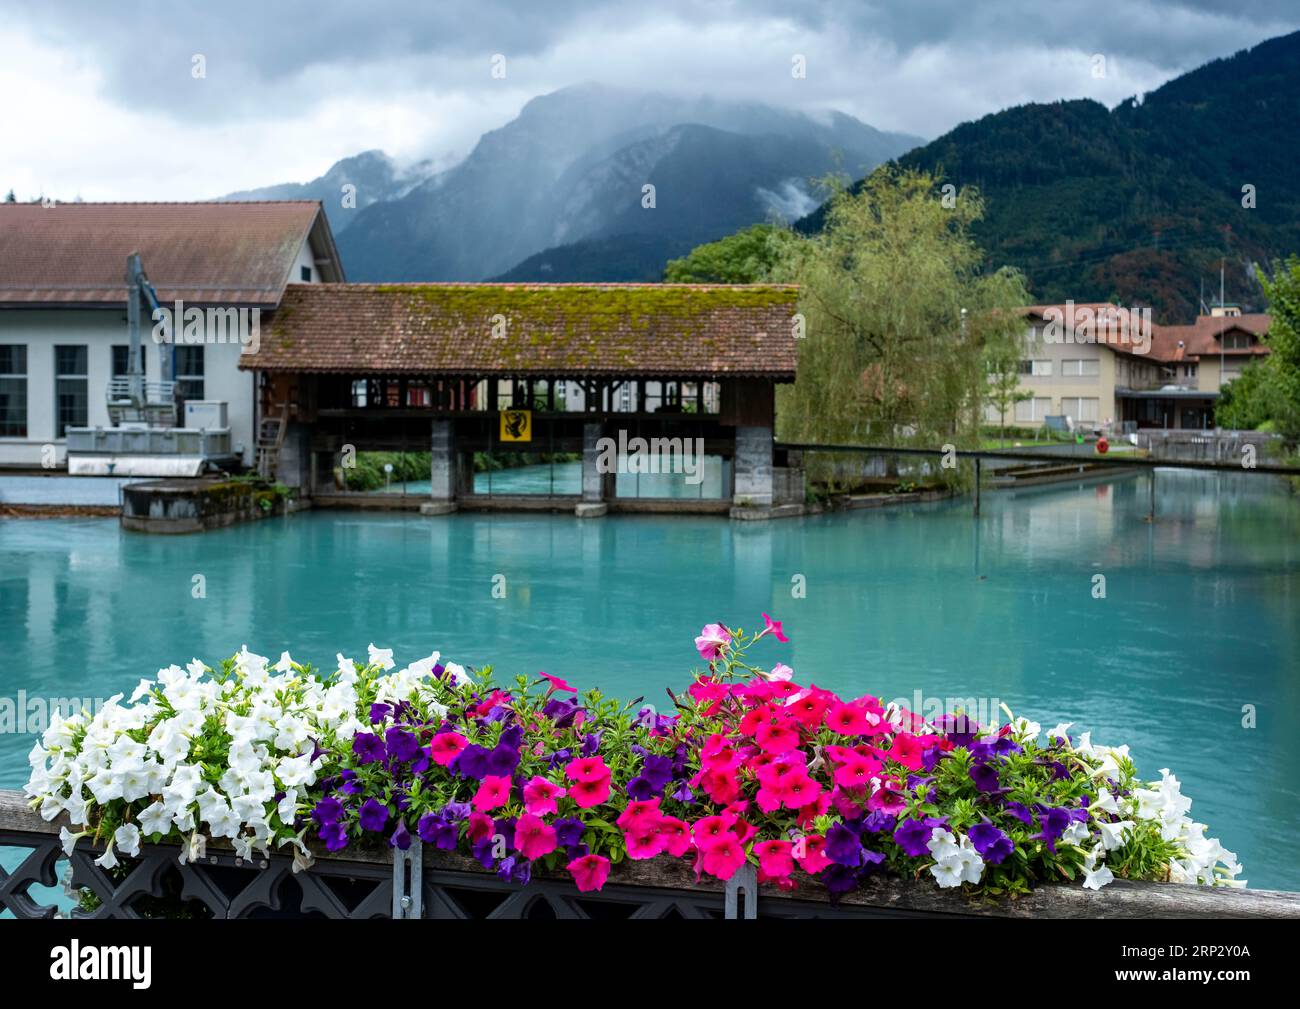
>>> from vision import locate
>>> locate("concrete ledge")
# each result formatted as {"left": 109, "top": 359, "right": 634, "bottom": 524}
{"left": 418, "top": 501, "right": 459, "bottom": 516}
{"left": 729, "top": 503, "right": 807, "bottom": 521}
{"left": 574, "top": 502, "right": 608, "bottom": 518}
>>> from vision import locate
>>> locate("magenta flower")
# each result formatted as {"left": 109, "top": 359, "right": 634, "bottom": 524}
{"left": 513, "top": 813, "right": 558, "bottom": 860}
{"left": 522, "top": 775, "right": 566, "bottom": 816}
{"left": 694, "top": 623, "right": 732, "bottom": 662}
{"left": 472, "top": 775, "right": 512, "bottom": 813}
{"left": 761, "top": 613, "right": 789, "bottom": 643}
{"left": 567, "top": 853, "right": 611, "bottom": 892}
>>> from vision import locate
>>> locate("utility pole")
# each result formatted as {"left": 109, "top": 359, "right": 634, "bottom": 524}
{"left": 1220, "top": 259, "right": 1226, "bottom": 403}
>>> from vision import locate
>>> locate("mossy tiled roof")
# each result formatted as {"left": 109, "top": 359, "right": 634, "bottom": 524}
{"left": 243, "top": 283, "right": 799, "bottom": 378}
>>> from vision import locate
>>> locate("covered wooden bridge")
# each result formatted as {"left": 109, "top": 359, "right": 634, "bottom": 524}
{"left": 240, "top": 283, "right": 801, "bottom": 515}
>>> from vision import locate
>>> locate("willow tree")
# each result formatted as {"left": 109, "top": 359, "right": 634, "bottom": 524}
{"left": 775, "top": 168, "right": 1028, "bottom": 453}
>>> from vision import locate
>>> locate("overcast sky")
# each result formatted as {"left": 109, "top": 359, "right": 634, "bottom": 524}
{"left": 4, "top": 0, "right": 1297, "bottom": 201}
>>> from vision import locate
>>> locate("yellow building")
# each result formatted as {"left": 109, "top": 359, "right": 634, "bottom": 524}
{"left": 987, "top": 303, "right": 1271, "bottom": 433}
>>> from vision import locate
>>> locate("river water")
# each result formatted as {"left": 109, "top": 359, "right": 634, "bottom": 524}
{"left": 1, "top": 467, "right": 1297, "bottom": 890}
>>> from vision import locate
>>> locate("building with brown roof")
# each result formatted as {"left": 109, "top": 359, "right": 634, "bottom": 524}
{"left": 990, "top": 302, "right": 1272, "bottom": 434}
{"left": 238, "top": 282, "right": 800, "bottom": 512}
{"left": 0, "top": 201, "right": 343, "bottom": 468}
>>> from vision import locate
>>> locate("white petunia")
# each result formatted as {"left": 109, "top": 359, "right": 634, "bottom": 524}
{"left": 114, "top": 824, "right": 142, "bottom": 857}
{"left": 94, "top": 841, "right": 118, "bottom": 870}
{"left": 1097, "top": 819, "right": 1134, "bottom": 851}
{"left": 367, "top": 643, "right": 396, "bottom": 670}
{"left": 59, "top": 826, "right": 88, "bottom": 856}
{"left": 137, "top": 801, "right": 173, "bottom": 837}
{"left": 1082, "top": 862, "right": 1115, "bottom": 890}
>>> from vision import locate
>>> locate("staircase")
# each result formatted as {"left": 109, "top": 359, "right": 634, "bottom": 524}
{"left": 255, "top": 408, "right": 288, "bottom": 479}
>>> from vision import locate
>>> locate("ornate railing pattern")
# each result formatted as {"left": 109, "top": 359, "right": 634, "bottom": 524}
{"left": 4, "top": 790, "right": 1298, "bottom": 919}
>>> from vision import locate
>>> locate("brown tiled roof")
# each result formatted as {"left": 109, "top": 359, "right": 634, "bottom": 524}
{"left": 1159, "top": 314, "right": 1271, "bottom": 359}
{"left": 0, "top": 201, "right": 341, "bottom": 306}
{"left": 1026, "top": 303, "right": 1271, "bottom": 362}
{"left": 242, "top": 283, "right": 800, "bottom": 378}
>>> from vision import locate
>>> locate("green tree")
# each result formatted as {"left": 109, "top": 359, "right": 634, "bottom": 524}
{"left": 1215, "top": 255, "right": 1300, "bottom": 446}
{"left": 984, "top": 338, "right": 1032, "bottom": 445}
{"left": 774, "top": 167, "right": 1029, "bottom": 450}
{"left": 663, "top": 224, "right": 796, "bottom": 283}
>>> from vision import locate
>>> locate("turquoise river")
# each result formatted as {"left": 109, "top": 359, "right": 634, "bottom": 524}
{"left": 1, "top": 468, "right": 1298, "bottom": 891}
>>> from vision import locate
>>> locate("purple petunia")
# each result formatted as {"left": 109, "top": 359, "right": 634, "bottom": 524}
{"left": 554, "top": 817, "right": 585, "bottom": 849}
{"left": 358, "top": 798, "right": 389, "bottom": 832}
{"left": 384, "top": 726, "right": 421, "bottom": 763}
{"left": 318, "top": 821, "right": 348, "bottom": 852}
{"left": 826, "top": 822, "right": 865, "bottom": 867}
{"left": 968, "top": 821, "right": 1014, "bottom": 865}
{"left": 312, "top": 797, "right": 343, "bottom": 827}
{"left": 417, "top": 812, "right": 459, "bottom": 850}
{"left": 352, "top": 732, "right": 385, "bottom": 765}
{"left": 893, "top": 817, "right": 939, "bottom": 857}
{"left": 970, "top": 761, "right": 1001, "bottom": 793}
{"left": 389, "top": 818, "right": 412, "bottom": 850}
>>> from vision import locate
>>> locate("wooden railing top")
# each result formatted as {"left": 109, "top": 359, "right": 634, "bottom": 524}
{"left": 5, "top": 789, "right": 1297, "bottom": 919}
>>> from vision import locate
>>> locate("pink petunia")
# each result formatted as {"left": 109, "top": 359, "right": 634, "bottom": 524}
{"left": 513, "top": 813, "right": 558, "bottom": 860}
{"left": 522, "top": 775, "right": 567, "bottom": 816}
{"left": 825, "top": 700, "right": 876, "bottom": 736}
{"left": 623, "top": 826, "right": 665, "bottom": 860}
{"left": 694, "top": 623, "right": 732, "bottom": 662}
{"left": 616, "top": 798, "right": 662, "bottom": 831}
{"left": 700, "top": 835, "right": 747, "bottom": 880}
{"left": 656, "top": 816, "right": 691, "bottom": 857}
{"left": 794, "top": 834, "right": 832, "bottom": 874}
{"left": 471, "top": 774, "right": 512, "bottom": 813}
{"left": 754, "top": 839, "right": 795, "bottom": 879}
{"left": 567, "top": 852, "right": 611, "bottom": 892}
{"left": 691, "top": 814, "right": 736, "bottom": 850}
{"left": 538, "top": 671, "right": 578, "bottom": 694}
{"left": 564, "top": 755, "right": 610, "bottom": 783}
{"left": 761, "top": 613, "right": 789, "bottom": 643}
{"left": 568, "top": 774, "right": 611, "bottom": 808}
{"left": 753, "top": 713, "right": 801, "bottom": 754}
{"left": 466, "top": 811, "right": 495, "bottom": 843}
{"left": 833, "top": 752, "right": 883, "bottom": 789}
{"left": 427, "top": 731, "right": 468, "bottom": 766}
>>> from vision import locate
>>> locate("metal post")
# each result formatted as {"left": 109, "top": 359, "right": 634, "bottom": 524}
{"left": 724, "top": 863, "right": 758, "bottom": 919}
{"left": 1149, "top": 469, "right": 1156, "bottom": 521}
{"left": 973, "top": 457, "right": 981, "bottom": 517}
{"left": 392, "top": 836, "right": 422, "bottom": 919}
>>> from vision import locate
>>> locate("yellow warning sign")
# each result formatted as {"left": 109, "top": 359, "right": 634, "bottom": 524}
{"left": 499, "top": 409, "right": 532, "bottom": 443}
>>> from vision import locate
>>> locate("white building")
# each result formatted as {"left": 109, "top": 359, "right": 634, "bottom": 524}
{"left": 0, "top": 201, "right": 344, "bottom": 469}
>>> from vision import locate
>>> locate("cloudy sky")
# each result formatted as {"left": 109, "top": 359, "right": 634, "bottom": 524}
{"left": 4, "top": 0, "right": 1297, "bottom": 201}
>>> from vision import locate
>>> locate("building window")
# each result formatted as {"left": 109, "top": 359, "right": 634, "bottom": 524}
{"left": 301, "top": 266, "right": 312, "bottom": 282}
{"left": 1014, "top": 397, "right": 1052, "bottom": 422}
{"left": 1017, "top": 360, "right": 1052, "bottom": 377}
{"left": 1061, "top": 397, "right": 1100, "bottom": 422}
{"left": 175, "top": 346, "right": 205, "bottom": 402}
{"left": 55, "top": 344, "right": 88, "bottom": 437}
{"left": 111, "top": 344, "right": 148, "bottom": 379}
{"left": 0, "top": 345, "right": 27, "bottom": 437}
{"left": 1061, "top": 359, "right": 1100, "bottom": 377}
{"left": 350, "top": 379, "right": 369, "bottom": 408}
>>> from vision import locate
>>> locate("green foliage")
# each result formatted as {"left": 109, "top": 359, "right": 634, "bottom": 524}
{"left": 795, "top": 33, "right": 1300, "bottom": 321}
{"left": 1215, "top": 255, "right": 1300, "bottom": 446}
{"left": 663, "top": 224, "right": 798, "bottom": 283}
{"left": 341, "top": 452, "right": 431, "bottom": 491}
{"left": 775, "top": 166, "right": 1030, "bottom": 454}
